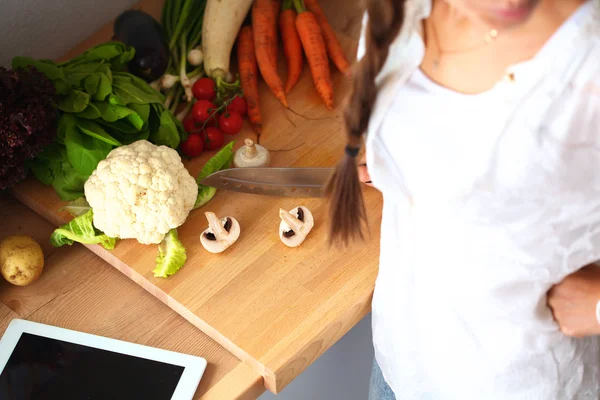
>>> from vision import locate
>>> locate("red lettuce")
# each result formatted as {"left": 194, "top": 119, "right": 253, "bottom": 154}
{"left": 0, "top": 66, "right": 58, "bottom": 190}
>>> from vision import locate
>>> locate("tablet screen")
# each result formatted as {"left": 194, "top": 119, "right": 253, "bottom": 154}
{"left": 0, "top": 333, "right": 185, "bottom": 400}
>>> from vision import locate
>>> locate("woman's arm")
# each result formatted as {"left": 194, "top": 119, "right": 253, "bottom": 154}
{"left": 547, "top": 264, "right": 600, "bottom": 337}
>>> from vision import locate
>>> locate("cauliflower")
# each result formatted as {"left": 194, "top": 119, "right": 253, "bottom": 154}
{"left": 84, "top": 140, "right": 198, "bottom": 245}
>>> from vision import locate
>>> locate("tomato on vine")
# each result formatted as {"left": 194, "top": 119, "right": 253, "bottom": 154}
{"left": 180, "top": 133, "right": 204, "bottom": 157}
{"left": 192, "top": 78, "right": 216, "bottom": 101}
{"left": 219, "top": 112, "right": 243, "bottom": 135}
{"left": 204, "top": 127, "right": 225, "bottom": 150}
{"left": 228, "top": 97, "right": 247, "bottom": 116}
{"left": 192, "top": 100, "right": 216, "bottom": 123}
{"left": 183, "top": 115, "right": 202, "bottom": 134}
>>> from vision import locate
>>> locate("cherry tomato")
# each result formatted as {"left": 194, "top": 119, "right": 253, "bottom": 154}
{"left": 180, "top": 133, "right": 204, "bottom": 157}
{"left": 228, "top": 97, "right": 247, "bottom": 116}
{"left": 205, "top": 113, "right": 219, "bottom": 128}
{"left": 219, "top": 112, "right": 243, "bottom": 135}
{"left": 192, "top": 100, "right": 216, "bottom": 123}
{"left": 183, "top": 115, "right": 202, "bottom": 134}
{"left": 192, "top": 78, "right": 216, "bottom": 101}
{"left": 203, "top": 127, "right": 225, "bottom": 150}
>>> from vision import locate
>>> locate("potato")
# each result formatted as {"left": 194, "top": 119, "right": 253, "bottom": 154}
{"left": 0, "top": 236, "right": 44, "bottom": 286}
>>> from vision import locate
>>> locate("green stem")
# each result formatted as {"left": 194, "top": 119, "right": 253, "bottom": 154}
{"left": 189, "top": 67, "right": 203, "bottom": 79}
{"left": 292, "top": 0, "right": 305, "bottom": 13}
{"left": 169, "top": 0, "right": 194, "bottom": 50}
{"left": 179, "top": 35, "right": 188, "bottom": 81}
{"left": 162, "top": 0, "right": 173, "bottom": 38}
{"left": 164, "top": 86, "right": 177, "bottom": 109}
{"left": 170, "top": 86, "right": 184, "bottom": 114}
{"left": 175, "top": 100, "right": 194, "bottom": 122}
{"left": 282, "top": 0, "right": 293, "bottom": 11}
{"left": 200, "top": 93, "right": 241, "bottom": 132}
{"left": 167, "top": 40, "right": 180, "bottom": 74}
{"left": 217, "top": 75, "right": 241, "bottom": 91}
{"left": 187, "top": 1, "right": 207, "bottom": 50}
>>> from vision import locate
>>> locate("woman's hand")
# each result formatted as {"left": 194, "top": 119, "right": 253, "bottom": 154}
{"left": 358, "top": 155, "right": 374, "bottom": 187}
{"left": 547, "top": 264, "right": 600, "bottom": 337}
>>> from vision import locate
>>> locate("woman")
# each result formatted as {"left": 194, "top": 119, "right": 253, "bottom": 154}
{"left": 326, "top": 0, "right": 600, "bottom": 399}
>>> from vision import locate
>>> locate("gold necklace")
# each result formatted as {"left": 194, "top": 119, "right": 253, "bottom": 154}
{"left": 430, "top": 19, "right": 499, "bottom": 69}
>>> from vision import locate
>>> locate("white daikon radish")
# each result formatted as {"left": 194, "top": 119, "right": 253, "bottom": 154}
{"left": 202, "top": 0, "right": 254, "bottom": 79}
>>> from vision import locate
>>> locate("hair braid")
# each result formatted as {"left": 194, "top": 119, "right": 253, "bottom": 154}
{"left": 326, "top": 0, "right": 407, "bottom": 246}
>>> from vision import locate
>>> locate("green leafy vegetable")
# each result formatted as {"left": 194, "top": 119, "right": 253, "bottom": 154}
{"left": 51, "top": 158, "right": 88, "bottom": 200}
{"left": 64, "top": 126, "right": 112, "bottom": 176}
{"left": 59, "top": 41, "right": 135, "bottom": 69}
{"left": 150, "top": 110, "right": 180, "bottom": 148}
{"left": 194, "top": 142, "right": 234, "bottom": 209}
{"left": 95, "top": 102, "right": 135, "bottom": 122}
{"left": 113, "top": 81, "right": 164, "bottom": 105}
{"left": 83, "top": 73, "right": 100, "bottom": 95}
{"left": 58, "top": 89, "right": 90, "bottom": 113}
{"left": 50, "top": 209, "right": 117, "bottom": 250}
{"left": 30, "top": 144, "right": 88, "bottom": 200}
{"left": 127, "top": 103, "right": 150, "bottom": 124}
{"left": 58, "top": 197, "right": 92, "bottom": 217}
{"left": 78, "top": 103, "right": 102, "bottom": 120}
{"left": 76, "top": 119, "right": 122, "bottom": 146}
{"left": 13, "top": 42, "right": 185, "bottom": 200}
{"left": 94, "top": 72, "right": 113, "bottom": 101}
{"left": 11, "top": 57, "right": 64, "bottom": 81}
{"left": 29, "top": 143, "right": 63, "bottom": 185}
{"left": 153, "top": 229, "right": 187, "bottom": 278}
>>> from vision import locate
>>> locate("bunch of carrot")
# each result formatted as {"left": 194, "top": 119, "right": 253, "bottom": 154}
{"left": 236, "top": 0, "right": 350, "bottom": 133}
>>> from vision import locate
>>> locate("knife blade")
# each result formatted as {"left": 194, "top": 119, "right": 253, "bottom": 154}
{"left": 199, "top": 167, "right": 335, "bottom": 197}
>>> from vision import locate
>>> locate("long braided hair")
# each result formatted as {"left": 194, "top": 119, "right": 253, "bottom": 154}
{"left": 327, "top": 0, "right": 408, "bottom": 245}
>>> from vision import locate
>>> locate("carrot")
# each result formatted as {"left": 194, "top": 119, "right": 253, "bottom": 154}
{"left": 237, "top": 26, "right": 262, "bottom": 133}
{"left": 304, "top": 0, "right": 350, "bottom": 76}
{"left": 270, "top": 0, "right": 281, "bottom": 65}
{"left": 252, "top": 0, "right": 288, "bottom": 107}
{"left": 279, "top": 1, "right": 303, "bottom": 93}
{"left": 293, "top": 1, "right": 333, "bottom": 109}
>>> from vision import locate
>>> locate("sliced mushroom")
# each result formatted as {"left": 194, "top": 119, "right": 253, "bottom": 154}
{"left": 279, "top": 206, "right": 314, "bottom": 247}
{"left": 200, "top": 212, "right": 241, "bottom": 253}
{"left": 233, "top": 139, "right": 270, "bottom": 168}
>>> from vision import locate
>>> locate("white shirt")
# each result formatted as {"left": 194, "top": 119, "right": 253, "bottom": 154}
{"left": 362, "top": 1, "right": 600, "bottom": 398}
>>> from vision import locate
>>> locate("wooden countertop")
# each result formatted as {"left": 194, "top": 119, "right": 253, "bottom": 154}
{"left": 9, "top": 0, "right": 377, "bottom": 395}
{"left": 0, "top": 194, "right": 264, "bottom": 400}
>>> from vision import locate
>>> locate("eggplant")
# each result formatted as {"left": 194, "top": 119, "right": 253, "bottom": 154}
{"left": 113, "top": 9, "right": 170, "bottom": 82}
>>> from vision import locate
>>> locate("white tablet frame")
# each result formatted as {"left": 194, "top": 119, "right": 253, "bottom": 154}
{"left": 0, "top": 319, "right": 207, "bottom": 400}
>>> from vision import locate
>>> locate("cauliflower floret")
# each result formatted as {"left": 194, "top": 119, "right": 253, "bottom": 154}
{"left": 84, "top": 140, "right": 198, "bottom": 245}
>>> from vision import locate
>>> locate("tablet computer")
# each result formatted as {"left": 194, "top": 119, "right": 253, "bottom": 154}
{"left": 0, "top": 319, "right": 207, "bottom": 400}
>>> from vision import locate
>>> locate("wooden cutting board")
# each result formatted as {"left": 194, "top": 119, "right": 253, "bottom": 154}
{"left": 11, "top": 0, "right": 381, "bottom": 394}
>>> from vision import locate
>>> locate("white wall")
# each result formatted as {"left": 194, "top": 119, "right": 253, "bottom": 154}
{"left": 259, "top": 315, "right": 374, "bottom": 400}
{"left": 0, "top": 0, "right": 136, "bottom": 67}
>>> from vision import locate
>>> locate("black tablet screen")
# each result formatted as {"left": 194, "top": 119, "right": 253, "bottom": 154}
{"left": 0, "top": 333, "right": 185, "bottom": 400}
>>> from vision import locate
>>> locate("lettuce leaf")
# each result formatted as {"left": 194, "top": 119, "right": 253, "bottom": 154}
{"left": 194, "top": 142, "right": 234, "bottom": 209}
{"left": 58, "top": 197, "right": 92, "bottom": 217}
{"left": 50, "top": 209, "right": 116, "bottom": 250}
{"left": 153, "top": 229, "right": 187, "bottom": 278}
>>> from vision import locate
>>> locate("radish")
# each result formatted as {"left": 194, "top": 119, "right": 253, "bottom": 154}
{"left": 202, "top": 0, "right": 254, "bottom": 80}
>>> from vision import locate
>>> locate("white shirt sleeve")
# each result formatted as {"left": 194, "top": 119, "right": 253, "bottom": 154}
{"left": 587, "top": 76, "right": 600, "bottom": 326}
{"left": 565, "top": 73, "right": 600, "bottom": 273}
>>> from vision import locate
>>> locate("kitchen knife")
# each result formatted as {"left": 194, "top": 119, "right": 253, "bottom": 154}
{"left": 199, "top": 167, "right": 335, "bottom": 197}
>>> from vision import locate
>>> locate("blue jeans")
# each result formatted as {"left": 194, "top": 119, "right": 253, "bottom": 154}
{"left": 369, "top": 359, "right": 396, "bottom": 400}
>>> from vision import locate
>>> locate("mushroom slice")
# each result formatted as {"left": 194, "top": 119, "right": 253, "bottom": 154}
{"left": 279, "top": 206, "right": 314, "bottom": 247}
{"left": 200, "top": 212, "right": 241, "bottom": 253}
{"left": 233, "top": 138, "right": 270, "bottom": 168}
